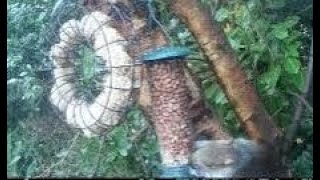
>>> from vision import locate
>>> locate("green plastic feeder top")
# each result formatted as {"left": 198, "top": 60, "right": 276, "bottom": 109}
{"left": 142, "top": 46, "right": 191, "bottom": 63}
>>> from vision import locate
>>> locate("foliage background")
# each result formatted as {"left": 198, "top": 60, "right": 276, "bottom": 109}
{"left": 7, "top": 0, "right": 312, "bottom": 177}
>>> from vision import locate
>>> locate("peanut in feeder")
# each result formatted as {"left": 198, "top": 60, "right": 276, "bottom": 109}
{"left": 143, "top": 46, "right": 194, "bottom": 177}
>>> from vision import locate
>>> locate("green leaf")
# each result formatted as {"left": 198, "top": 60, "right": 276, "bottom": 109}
{"left": 247, "top": 0, "right": 261, "bottom": 10}
{"left": 289, "top": 70, "right": 305, "bottom": 90}
{"left": 8, "top": 156, "right": 21, "bottom": 166}
{"left": 272, "top": 24, "right": 289, "bottom": 40}
{"left": 106, "top": 151, "right": 117, "bottom": 162}
{"left": 254, "top": 19, "right": 270, "bottom": 34}
{"left": 228, "top": 38, "right": 245, "bottom": 50}
{"left": 215, "top": 8, "right": 230, "bottom": 22}
{"left": 260, "top": 65, "right": 282, "bottom": 89}
{"left": 204, "top": 85, "right": 218, "bottom": 99}
{"left": 286, "top": 44, "right": 300, "bottom": 58}
{"left": 250, "top": 42, "right": 266, "bottom": 53}
{"left": 56, "top": 150, "right": 68, "bottom": 158}
{"left": 284, "top": 16, "right": 300, "bottom": 28}
{"left": 266, "top": 0, "right": 286, "bottom": 9}
{"left": 215, "top": 90, "right": 228, "bottom": 105}
{"left": 19, "top": 72, "right": 28, "bottom": 77}
{"left": 26, "top": 160, "right": 38, "bottom": 176}
{"left": 37, "top": 12, "right": 46, "bottom": 22}
{"left": 284, "top": 57, "right": 301, "bottom": 74}
{"left": 178, "top": 31, "right": 191, "bottom": 40}
{"left": 118, "top": 140, "right": 132, "bottom": 157}
{"left": 119, "top": 149, "right": 128, "bottom": 157}
{"left": 7, "top": 78, "right": 19, "bottom": 85}
{"left": 26, "top": 64, "right": 32, "bottom": 70}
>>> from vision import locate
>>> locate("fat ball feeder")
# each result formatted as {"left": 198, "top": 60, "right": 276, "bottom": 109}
{"left": 49, "top": 11, "right": 137, "bottom": 137}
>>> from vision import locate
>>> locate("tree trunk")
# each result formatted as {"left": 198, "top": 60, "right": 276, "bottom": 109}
{"left": 170, "top": 0, "right": 282, "bottom": 146}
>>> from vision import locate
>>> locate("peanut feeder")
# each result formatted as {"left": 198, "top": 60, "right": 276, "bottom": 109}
{"left": 142, "top": 46, "right": 193, "bottom": 177}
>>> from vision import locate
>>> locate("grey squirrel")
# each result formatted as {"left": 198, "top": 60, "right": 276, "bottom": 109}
{"left": 191, "top": 138, "right": 288, "bottom": 178}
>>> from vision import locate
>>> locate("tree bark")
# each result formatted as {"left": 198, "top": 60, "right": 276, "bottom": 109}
{"left": 170, "top": 0, "right": 282, "bottom": 145}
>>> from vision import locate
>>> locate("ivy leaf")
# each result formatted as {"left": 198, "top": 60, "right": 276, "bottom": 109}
{"left": 286, "top": 44, "right": 300, "bottom": 58}
{"left": 260, "top": 65, "right": 282, "bottom": 89}
{"left": 284, "top": 57, "right": 301, "bottom": 74}
{"left": 106, "top": 151, "right": 117, "bottom": 162}
{"left": 118, "top": 143, "right": 129, "bottom": 157}
{"left": 26, "top": 64, "right": 32, "bottom": 70}
{"left": 284, "top": 16, "right": 300, "bottom": 28}
{"left": 228, "top": 38, "right": 245, "bottom": 50}
{"left": 115, "top": 135, "right": 132, "bottom": 157}
{"left": 247, "top": 0, "right": 261, "bottom": 10}
{"left": 26, "top": 160, "right": 38, "bottom": 176}
{"left": 254, "top": 19, "right": 270, "bottom": 35}
{"left": 19, "top": 72, "right": 28, "bottom": 77}
{"left": 118, "top": 148, "right": 128, "bottom": 157}
{"left": 214, "top": 90, "right": 228, "bottom": 105}
{"left": 36, "top": 12, "right": 46, "bottom": 22}
{"left": 289, "top": 70, "right": 305, "bottom": 90}
{"left": 126, "top": 108, "right": 141, "bottom": 120}
{"left": 272, "top": 24, "right": 289, "bottom": 40}
{"left": 8, "top": 156, "right": 21, "bottom": 166}
{"left": 7, "top": 78, "right": 19, "bottom": 85}
{"left": 266, "top": 0, "right": 286, "bottom": 9}
{"left": 250, "top": 42, "right": 266, "bottom": 53}
{"left": 178, "top": 31, "right": 191, "bottom": 40}
{"left": 215, "top": 8, "right": 230, "bottom": 22}
{"left": 204, "top": 85, "right": 218, "bottom": 99}
{"left": 56, "top": 150, "right": 68, "bottom": 158}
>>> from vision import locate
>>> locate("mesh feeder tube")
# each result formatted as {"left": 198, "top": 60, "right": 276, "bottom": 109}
{"left": 143, "top": 47, "right": 193, "bottom": 177}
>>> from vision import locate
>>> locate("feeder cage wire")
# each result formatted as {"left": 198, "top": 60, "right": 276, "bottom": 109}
{"left": 47, "top": 0, "right": 158, "bottom": 137}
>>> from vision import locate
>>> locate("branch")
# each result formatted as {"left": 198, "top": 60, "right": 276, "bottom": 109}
{"left": 288, "top": 91, "right": 313, "bottom": 113}
{"left": 282, "top": 36, "right": 313, "bottom": 164}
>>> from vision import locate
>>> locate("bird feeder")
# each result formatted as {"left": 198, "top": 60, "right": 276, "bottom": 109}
{"left": 49, "top": 12, "right": 136, "bottom": 137}
{"left": 142, "top": 46, "right": 193, "bottom": 177}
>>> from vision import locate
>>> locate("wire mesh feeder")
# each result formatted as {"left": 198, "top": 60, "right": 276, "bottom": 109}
{"left": 49, "top": 10, "right": 141, "bottom": 137}
{"left": 47, "top": 0, "right": 165, "bottom": 137}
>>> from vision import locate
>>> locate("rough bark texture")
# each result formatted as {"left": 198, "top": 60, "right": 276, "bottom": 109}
{"left": 170, "top": 0, "right": 282, "bottom": 146}
{"left": 146, "top": 60, "right": 193, "bottom": 165}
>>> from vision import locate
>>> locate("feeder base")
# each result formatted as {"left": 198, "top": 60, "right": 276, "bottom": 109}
{"left": 160, "top": 165, "right": 192, "bottom": 178}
